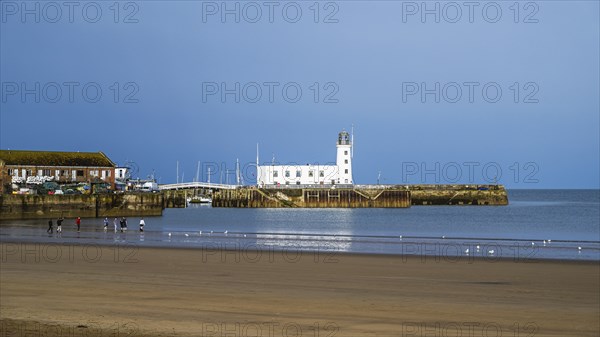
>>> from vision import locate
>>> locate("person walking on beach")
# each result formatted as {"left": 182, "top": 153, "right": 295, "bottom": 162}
{"left": 123, "top": 217, "right": 128, "bottom": 232}
{"left": 56, "top": 217, "right": 63, "bottom": 233}
{"left": 139, "top": 218, "right": 145, "bottom": 232}
{"left": 47, "top": 219, "right": 53, "bottom": 234}
{"left": 76, "top": 217, "right": 81, "bottom": 232}
{"left": 103, "top": 217, "right": 109, "bottom": 232}
{"left": 113, "top": 217, "right": 118, "bottom": 232}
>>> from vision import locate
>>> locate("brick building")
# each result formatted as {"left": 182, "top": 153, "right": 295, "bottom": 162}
{"left": 0, "top": 150, "right": 116, "bottom": 193}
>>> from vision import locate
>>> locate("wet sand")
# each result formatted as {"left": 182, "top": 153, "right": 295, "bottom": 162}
{"left": 1, "top": 243, "right": 598, "bottom": 336}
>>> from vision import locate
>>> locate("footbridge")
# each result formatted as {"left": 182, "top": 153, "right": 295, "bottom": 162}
{"left": 159, "top": 182, "right": 238, "bottom": 191}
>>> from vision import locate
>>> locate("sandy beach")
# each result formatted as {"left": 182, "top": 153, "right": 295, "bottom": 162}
{"left": 1, "top": 243, "right": 598, "bottom": 337}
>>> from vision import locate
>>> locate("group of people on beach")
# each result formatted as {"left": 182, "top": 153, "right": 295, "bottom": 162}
{"left": 46, "top": 217, "right": 66, "bottom": 234}
{"left": 46, "top": 216, "right": 145, "bottom": 234}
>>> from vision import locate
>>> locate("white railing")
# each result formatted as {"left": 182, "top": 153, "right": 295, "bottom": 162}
{"left": 159, "top": 182, "right": 238, "bottom": 190}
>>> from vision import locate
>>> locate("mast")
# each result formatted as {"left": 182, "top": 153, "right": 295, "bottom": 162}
{"left": 256, "top": 143, "right": 260, "bottom": 186}
{"left": 195, "top": 161, "right": 200, "bottom": 183}
{"left": 236, "top": 158, "right": 240, "bottom": 185}
{"left": 351, "top": 124, "right": 354, "bottom": 159}
{"left": 176, "top": 161, "right": 179, "bottom": 184}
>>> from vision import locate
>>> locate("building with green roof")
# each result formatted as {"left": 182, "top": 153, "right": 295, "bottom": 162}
{"left": 0, "top": 150, "right": 116, "bottom": 194}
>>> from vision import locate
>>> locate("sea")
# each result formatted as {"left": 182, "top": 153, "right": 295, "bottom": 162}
{"left": 1, "top": 189, "right": 599, "bottom": 261}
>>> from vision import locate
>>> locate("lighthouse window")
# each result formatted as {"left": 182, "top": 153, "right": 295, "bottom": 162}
{"left": 308, "top": 171, "right": 314, "bottom": 177}
{"left": 285, "top": 171, "right": 290, "bottom": 177}
{"left": 319, "top": 170, "right": 324, "bottom": 177}
{"left": 296, "top": 170, "right": 301, "bottom": 177}
{"left": 273, "top": 171, "right": 278, "bottom": 178}
{"left": 344, "top": 151, "right": 348, "bottom": 155}
{"left": 344, "top": 159, "right": 348, "bottom": 164}
{"left": 345, "top": 169, "right": 348, "bottom": 174}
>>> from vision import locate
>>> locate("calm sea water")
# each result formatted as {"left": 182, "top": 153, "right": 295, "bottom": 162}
{"left": 1, "top": 190, "right": 599, "bottom": 260}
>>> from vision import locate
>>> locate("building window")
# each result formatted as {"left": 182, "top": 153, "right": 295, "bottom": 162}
{"left": 319, "top": 170, "right": 325, "bottom": 177}
{"left": 296, "top": 170, "right": 301, "bottom": 178}
{"left": 345, "top": 169, "right": 348, "bottom": 174}
{"left": 105, "top": 170, "right": 111, "bottom": 177}
{"left": 43, "top": 169, "right": 51, "bottom": 176}
{"left": 285, "top": 171, "right": 290, "bottom": 177}
{"left": 26, "top": 169, "right": 32, "bottom": 176}
{"left": 344, "top": 159, "right": 348, "bottom": 164}
{"left": 308, "top": 170, "right": 314, "bottom": 177}
{"left": 296, "top": 181, "right": 300, "bottom": 185}
{"left": 345, "top": 179, "right": 348, "bottom": 183}
{"left": 8, "top": 169, "right": 13, "bottom": 175}
{"left": 344, "top": 150, "right": 348, "bottom": 155}
{"left": 273, "top": 171, "right": 278, "bottom": 178}
{"left": 77, "top": 170, "right": 84, "bottom": 177}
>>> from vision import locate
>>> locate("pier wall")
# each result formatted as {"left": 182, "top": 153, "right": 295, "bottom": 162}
{"left": 0, "top": 193, "right": 164, "bottom": 220}
{"left": 408, "top": 184, "right": 508, "bottom": 205}
{"left": 162, "top": 190, "right": 190, "bottom": 208}
{"left": 211, "top": 185, "right": 508, "bottom": 208}
{"left": 212, "top": 187, "right": 411, "bottom": 208}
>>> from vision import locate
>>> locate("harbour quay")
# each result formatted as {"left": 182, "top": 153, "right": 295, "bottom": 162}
{"left": 210, "top": 184, "right": 508, "bottom": 208}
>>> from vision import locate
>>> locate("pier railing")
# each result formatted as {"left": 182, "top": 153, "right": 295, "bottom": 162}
{"left": 159, "top": 182, "right": 237, "bottom": 190}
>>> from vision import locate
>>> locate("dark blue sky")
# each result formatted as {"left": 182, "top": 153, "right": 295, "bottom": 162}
{"left": 1, "top": 1, "right": 599, "bottom": 188}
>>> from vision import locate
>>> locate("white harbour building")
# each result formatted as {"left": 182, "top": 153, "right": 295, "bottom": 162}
{"left": 257, "top": 130, "right": 354, "bottom": 186}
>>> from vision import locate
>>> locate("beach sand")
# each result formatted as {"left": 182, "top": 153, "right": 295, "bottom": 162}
{"left": 1, "top": 243, "right": 598, "bottom": 336}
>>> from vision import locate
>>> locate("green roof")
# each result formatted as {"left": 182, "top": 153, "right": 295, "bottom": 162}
{"left": 0, "top": 150, "right": 115, "bottom": 167}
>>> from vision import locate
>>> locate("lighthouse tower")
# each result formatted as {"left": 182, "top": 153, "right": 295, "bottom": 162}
{"left": 336, "top": 130, "right": 353, "bottom": 184}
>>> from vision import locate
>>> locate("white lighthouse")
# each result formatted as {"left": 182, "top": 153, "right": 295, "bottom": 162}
{"left": 336, "top": 130, "right": 353, "bottom": 184}
{"left": 256, "top": 129, "right": 354, "bottom": 187}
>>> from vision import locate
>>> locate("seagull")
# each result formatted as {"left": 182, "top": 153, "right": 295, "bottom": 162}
{"left": 578, "top": 246, "right": 582, "bottom": 251}
{"left": 442, "top": 235, "right": 446, "bottom": 239}
{"left": 210, "top": 230, "right": 213, "bottom": 235}
{"left": 244, "top": 234, "right": 247, "bottom": 238}
{"left": 548, "top": 239, "right": 551, "bottom": 243}
{"left": 224, "top": 230, "right": 228, "bottom": 235}
{"left": 476, "top": 245, "right": 480, "bottom": 250}
{"left": 399, "top": 235, "right": 402, "bottom": 239}
{"left": 185, "top": 233, "right": 189, "bottom": 237}
{"left": 464, "top": 248, "right": 469, "bottom": 254}
{"left": 168, "top": 233, "right": 171, "bottom": 237}
{"left": 488, "top": 249, "right": 495, "bottom": 255}
{"left": 531, "top": 242, "right": 535, "bottom": 246}
{"left": 543, "top": 240, "right": 547, "bottom": 245}
{"left": 199, "top": 231, "right": 202, "bottom": 235}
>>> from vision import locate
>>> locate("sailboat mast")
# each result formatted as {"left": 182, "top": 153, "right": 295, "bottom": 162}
{"left": 195, "top": 161, "right": 200, "bottom": 183}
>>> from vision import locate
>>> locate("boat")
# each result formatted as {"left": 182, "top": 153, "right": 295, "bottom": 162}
{"left": 187, "top": 195, "right": 212, "bottom": 204}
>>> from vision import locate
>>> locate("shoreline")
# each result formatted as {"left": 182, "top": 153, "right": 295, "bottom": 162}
{"left": 2, "top": 243, "right": 599, "bottom": 337}
{"left": 1, "top": 237, "right": 599, "bottom": 264}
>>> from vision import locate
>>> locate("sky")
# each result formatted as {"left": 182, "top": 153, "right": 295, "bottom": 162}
{"left": 1, "top": 0, "right": 599, "bottom": 188}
